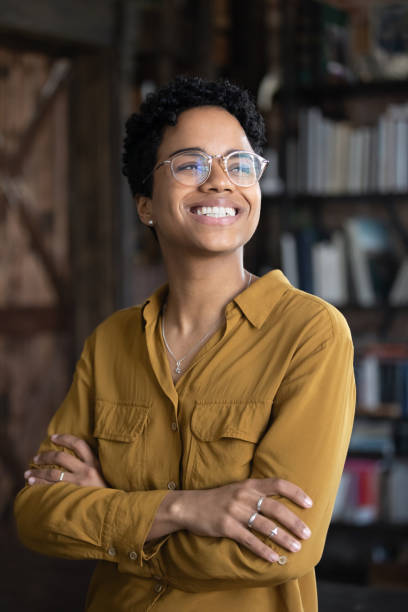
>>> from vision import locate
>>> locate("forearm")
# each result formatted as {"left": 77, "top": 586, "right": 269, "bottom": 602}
{"left": 14, "top": 481, "right": 170, "bottom": 568}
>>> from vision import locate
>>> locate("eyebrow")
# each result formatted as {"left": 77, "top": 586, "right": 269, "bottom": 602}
{"left": 168, "top": 147, "right": 247, "bottom": 158}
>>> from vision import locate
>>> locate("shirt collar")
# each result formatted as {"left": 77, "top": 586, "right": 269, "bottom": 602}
{"left": 141, "top": 269, "right": 292, "bottom": 329}
{"left": 233, "top": 269, "right": 292, "bottom": 328}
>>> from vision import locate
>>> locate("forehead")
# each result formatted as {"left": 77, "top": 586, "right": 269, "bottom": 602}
{"left": 157, "top": 106, "right": 253, "bottom": 158}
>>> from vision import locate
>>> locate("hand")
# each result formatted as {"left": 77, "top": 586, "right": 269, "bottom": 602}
{"left": 167, "top": 478, "right": 313, "bottom": 563}
{"left": 24, "top": 434, "right": 107, "bottom": 488}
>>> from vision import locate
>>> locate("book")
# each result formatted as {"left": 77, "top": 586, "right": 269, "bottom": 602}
{"left": 344, "top": 216, "right": 399, "bottom": 306}
{"left": 311, "top": 231, "right": 348, "bottom": 305}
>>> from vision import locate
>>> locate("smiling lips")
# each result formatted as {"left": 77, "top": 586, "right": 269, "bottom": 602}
{"left": 192, "top": 205, "right": 237, "bottom": 218}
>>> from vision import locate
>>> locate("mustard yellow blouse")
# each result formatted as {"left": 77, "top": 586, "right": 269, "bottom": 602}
{"left": 14, "top": 270, "right": 355, "bottom": 611}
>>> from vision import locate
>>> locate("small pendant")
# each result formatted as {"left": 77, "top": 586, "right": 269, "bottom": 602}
{"left": 175, "top": 362, "right": 182, "bottom": 374}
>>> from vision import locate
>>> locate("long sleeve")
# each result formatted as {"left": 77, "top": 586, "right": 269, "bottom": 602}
{"left": 14, "top": 335, "right": 170, "bottom": 571}
{"left": 146, "top": 306, "right": 355, "bottom": 592}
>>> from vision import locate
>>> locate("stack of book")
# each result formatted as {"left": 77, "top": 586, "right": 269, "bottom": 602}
{"left": 286, "top": 102, "right": 408, "bottom": 195}
{"left": 332, "top": 457, "right": 383, "bottom": 525}
{"left": 355, "top": 344, "right": 408, "bottom": 417}
{"left": 280, "top": 216, "right": 405, "bottom": 307}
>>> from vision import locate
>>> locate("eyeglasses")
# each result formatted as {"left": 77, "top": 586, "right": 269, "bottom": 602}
{"left": 142, "top": 149, "right": 269, "bottom": 188}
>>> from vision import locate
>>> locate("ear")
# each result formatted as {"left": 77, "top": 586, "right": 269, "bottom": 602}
{"left": 135, "top": 195, "right": 154, "bottom": 227}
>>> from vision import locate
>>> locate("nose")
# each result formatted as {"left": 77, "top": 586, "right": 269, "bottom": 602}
{"left": 200, "top": 157, "right": 235, "bottom": 192}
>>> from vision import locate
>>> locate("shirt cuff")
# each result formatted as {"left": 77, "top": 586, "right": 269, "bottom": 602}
{"left": 101, "top": 489, "right": 170, "bottom": 571}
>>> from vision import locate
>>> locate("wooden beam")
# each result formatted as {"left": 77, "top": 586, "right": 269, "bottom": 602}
{"left": 5, "top": 60, "right": 71, "bottom": 177}
{"left": 0, "top": 185, "right": 70, "bottom": 305}
{"left": 0, "top": 0, "right": 114, "bottom": 47}
{"left": 0, "top": 306, "right": 72, "bottom": 336}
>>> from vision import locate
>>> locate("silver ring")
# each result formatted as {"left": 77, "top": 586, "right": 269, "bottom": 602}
{"left": 247, "top": 512, "right": 258, "bottom": 529}
{"left": 59, "top": 471, "right": 65, "bottom": 482}
{"left": 269, "top": 526, "right": 278, "bottom": 537}
{"left": 256, "top": 496, "right": 265, "bottom": 512}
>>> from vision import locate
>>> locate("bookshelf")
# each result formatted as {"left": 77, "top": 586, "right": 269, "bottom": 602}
{"left": 253, "top": 0, "right": 408, "bottom": 589}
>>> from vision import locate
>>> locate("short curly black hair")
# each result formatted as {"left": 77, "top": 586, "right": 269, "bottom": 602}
{"left": 122, "top": 75, "right": 266, "bottom": 198}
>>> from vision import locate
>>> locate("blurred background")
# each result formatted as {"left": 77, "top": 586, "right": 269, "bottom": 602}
{"left": 1, "top": 0, "right": 408, "bottom": 609}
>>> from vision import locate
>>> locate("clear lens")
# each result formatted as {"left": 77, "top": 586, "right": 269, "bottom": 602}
{"left": 226, "top": 152, "right": 260, "bottom": 186}
{"left": 171, "top": 152, "right": 210, "bottom": 185}
{"left": 169, "top": 150, "right": 265, "bottom": 187}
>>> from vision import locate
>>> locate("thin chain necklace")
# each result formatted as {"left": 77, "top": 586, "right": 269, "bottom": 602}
{"left": 161, "top": 272, "right": 253, "bottom": 375}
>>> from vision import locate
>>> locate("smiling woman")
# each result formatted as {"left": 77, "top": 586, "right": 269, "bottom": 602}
{"left": 14, "top": 75, "right": 356, "bottom": 612}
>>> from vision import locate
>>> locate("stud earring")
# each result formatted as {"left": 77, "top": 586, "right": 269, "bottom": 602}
{"left": 148, "top": 220, "right": 154, "bottom": 226}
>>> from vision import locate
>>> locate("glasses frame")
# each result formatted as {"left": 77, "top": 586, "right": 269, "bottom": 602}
{"left": 142, "top": 149, "right": 269, "bottom": 188}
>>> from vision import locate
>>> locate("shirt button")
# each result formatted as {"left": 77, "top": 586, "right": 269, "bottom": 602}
{"left": 278, "top": 555, "right": 287, "bottom": 565}
{"left": 171, "top": 422, "right": 178, "bottom": 431}
{"left": 167, "top": 481, "right": 177, "bottom": 490}
{"left": 128, "top": 550, "right": 138, "bottom": 560}
{"left": 107, "top": 547, "right": 116, "bottom": 556}
{"left": 154, "top": 583, "right": 164, "bottom": 593}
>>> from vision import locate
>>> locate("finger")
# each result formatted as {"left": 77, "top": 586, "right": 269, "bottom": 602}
{"left": 262, "top": 497, "right": 311, "bottom": 541}
{"left": 233, "top": 524, "right": 279, "bottom": 563}
{"left": 50, "top": 434, "right": 98, "bottom": 466}
{"left": 256, "top": 478, "right": 313, "bottom": 508}
{"left": 249, "top": 512, "right": 302, "bottom": 553}
{"left": 33, "top": 450, "right": 85, "bottom": 473}
{"left": 25, "top": 468, "right": 71, "bottom": 485}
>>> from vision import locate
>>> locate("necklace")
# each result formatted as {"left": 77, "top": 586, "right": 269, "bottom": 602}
{"left": 161, "top": 272, "right": 253, "bottom": 375}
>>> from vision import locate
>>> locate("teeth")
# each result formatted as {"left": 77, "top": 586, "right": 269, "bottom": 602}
{"left": 194, "top": 206, "right": 237, "bottom": 217}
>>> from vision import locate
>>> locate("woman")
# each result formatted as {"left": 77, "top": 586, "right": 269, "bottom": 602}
{"left": 15, "top": 76, "right": 355, "bottom": 611}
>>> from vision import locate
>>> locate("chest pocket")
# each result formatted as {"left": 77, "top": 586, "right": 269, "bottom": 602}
{"left": 93, "top": 399, "right": 150, "bottom": 491}
{"left": 189, "top": 400, "right": 270, "bottom": 488}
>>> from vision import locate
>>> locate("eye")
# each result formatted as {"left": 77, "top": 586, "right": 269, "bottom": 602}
{"left": 176, "top": 162, "right": 202, "bottom": 173}
{"left": 173, "top": 154, "right": 207, "bottom": 175}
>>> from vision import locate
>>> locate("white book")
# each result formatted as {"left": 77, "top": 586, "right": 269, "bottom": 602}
{"left": 361, "top": 127, "right": 371, "bottom": 193}
{"left": 297, "top": 110, "right": 308, "bottom": 193}
{"left": 389, "top": 257, "right": 408, "bottom": 305}
{"left": 395, "top": 120, "right": 408, "bottom": 191}
{"left": 286, "top": 138, "right": 297, "bottom": 195}
{"left": 358, "top": 356, "right": 381, "bottom": 409}
{"left": 344, "top": 218, "right": 376, "bottom": 306}
{"left": 306, "top": 107, "right": 322, "bottom": 194}
{"left": 349, "top": 129, "right": 364, "bottom": 193}
{"left": 280, "top": 233, "right": 299, "bottom": 288}
{"left": 311, "top": 233, "right": 348, "bottom": 305}
{"left": 368, "top": 126, "right": 378, "bottom": 193}
{"left": 377, "top": 114, "right": 387, "bottom": 192}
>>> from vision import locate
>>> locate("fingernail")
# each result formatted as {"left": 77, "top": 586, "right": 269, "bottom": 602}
{"left": 269, "top": 552, "right": 279, "bottom": 562}
{"left": 291, "top": 541, "right": 301, "bottom": 551}
{"left": 28, "top": 477, "right": 35, "bottom": 485}
{"left": 24, "top": 471, "right": 31, "bottom": 478}
{"left": 51, "top": 434, "right": 58, "bottom": 441}
{"left": 33, "top": 455, "right": 39, "bottom": 462}
{"left": 302, "top": 527, "right": 311, "bottom": 538}
{"left": 304, "top": 496, "right": 313, "bottom": 507}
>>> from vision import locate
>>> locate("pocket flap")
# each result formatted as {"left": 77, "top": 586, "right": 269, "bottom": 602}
{"left": 94, "top": 399, "right": 150, "bottom": 442}
{"left": 191, "top": 401, "right": 269, "bottom": 443}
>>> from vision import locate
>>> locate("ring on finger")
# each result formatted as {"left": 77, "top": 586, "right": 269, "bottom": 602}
{"left": 269, "top": 526, "right": 279, "bottom": 538}
{"left": 256, "top": 496, "right": 265, "bottom": 512}
{"left": 59, "top": 471, "right": 65, "bottom": 482}
{"left": 247, "top": 512, "right": 258, "bottom": 529}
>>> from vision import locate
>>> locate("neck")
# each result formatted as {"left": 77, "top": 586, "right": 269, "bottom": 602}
{"left": 162, "top": 249, "right": 250, "bottom": 334}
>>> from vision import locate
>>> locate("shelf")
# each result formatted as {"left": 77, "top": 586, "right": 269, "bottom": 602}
{"left": 330, "top": 521, "right": 408, "bottom": 532}
{"left": 356, "top": 406, "right": 405, "bottom": 420}
{"left": 279, "top": 79, "right": 408, "bottom": 101}
{"left": 262, "top": 192, "right": 408, "bottom": 206}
